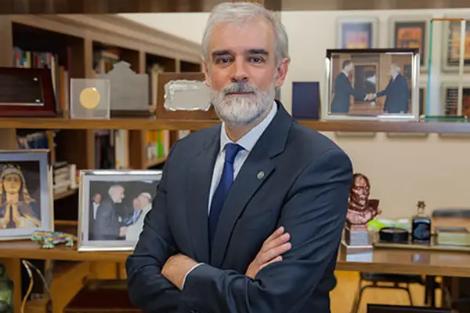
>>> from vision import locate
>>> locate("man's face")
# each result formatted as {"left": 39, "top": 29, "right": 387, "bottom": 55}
{"left": 345, "top": 63, "right": 354, "bottom": 74}
{"left": 204, "top": 17, "right": 288, "bottom": 126}
{"left": 390, "top": 65, "right": 398, "bottom": 76}
{"left": 111, "top": 186, "right": 125, "bottom": 203}
{"left": 93, "top": 193, "right": 101, "bottom": 204}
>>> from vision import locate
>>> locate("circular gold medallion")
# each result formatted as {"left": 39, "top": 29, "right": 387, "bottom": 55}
{"left": 79, "top": 87, "right": 101, "bottom": 109}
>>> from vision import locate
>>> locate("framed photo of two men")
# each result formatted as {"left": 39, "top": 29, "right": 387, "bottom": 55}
{"left": 0, "top": 150, "right": 52, "bottom": 240}
{"left": 324, "top": 48, "right": 420, "bottom": 121}
{"left": 78, "top": 170, "right": 162, "bottom": 251}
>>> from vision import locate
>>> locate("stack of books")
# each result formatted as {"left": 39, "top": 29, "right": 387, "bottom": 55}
{"left": 53, "top": 161, "right": 77, "bottom": 195}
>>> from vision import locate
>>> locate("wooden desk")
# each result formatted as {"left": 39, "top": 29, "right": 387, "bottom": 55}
{"left": 336, "top": 245, "right": 470, "bottom": 277}
{"left": 0, "top": 240, "right": 130, "bottom": 262}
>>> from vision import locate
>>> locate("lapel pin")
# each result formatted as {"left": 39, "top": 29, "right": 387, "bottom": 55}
{"left": 257, "top": 171, "right": 265, "bottom": 180}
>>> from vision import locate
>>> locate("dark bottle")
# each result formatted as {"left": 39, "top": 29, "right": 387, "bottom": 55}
{"left": 411, "top": 201, "right": 432, "bottom": 243}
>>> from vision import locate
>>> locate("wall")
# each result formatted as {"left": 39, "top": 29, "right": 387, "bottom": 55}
{"left": 121, "top": 9, "right": 470, "bottom": 218}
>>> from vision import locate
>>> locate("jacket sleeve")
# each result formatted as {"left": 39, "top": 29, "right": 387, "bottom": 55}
{"left": 376, "top": 78, "right": 392, "bottom": 98}
{"left": 180, "top": 148, "right": 353, "bottom": 313}
{"left": 126, "top": 147, "right": 182, "bottom": 313}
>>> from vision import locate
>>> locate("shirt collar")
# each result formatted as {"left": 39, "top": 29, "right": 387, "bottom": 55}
{"left": 219, "top": 101, "right": 277, "bottom": 153}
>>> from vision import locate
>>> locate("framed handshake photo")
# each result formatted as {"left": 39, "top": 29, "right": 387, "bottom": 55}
{"left": 78, "top": 170, "right": 162, "bottom": 251}
{"left": 324, "top": 48, "right": 420, "bottom": 121}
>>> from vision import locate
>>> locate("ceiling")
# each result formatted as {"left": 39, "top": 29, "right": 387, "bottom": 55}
{"left": 1, "top": 0, "right": 470, "bottom": 13}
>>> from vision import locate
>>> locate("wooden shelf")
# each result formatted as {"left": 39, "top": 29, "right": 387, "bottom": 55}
{"left": 298, "top": 120, "right": 470, "bottom": 134}
{"left": 144, "top": 156, "right": 167, "bottom": 168}
{"left": 0, "top": 117, "right": 218, "bottom": 130}
{"left": 3, "top": 117, "right": 470, "bottom": 133}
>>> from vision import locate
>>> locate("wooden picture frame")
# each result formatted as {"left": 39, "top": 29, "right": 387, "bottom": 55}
{"left": 440, "top": 82, "right": 470, "bottom": 117}
{"left": 337, "top": 17, "right": 378, "bottom": 49}
{"left": 0, "top": 67, "right": 56, "bottom": 117}
{"left": 324, "top": 48, "right": 420, "bottom": 121}
{"left": 441, "top": 19, "right": 470, "bottom": 72}
{"left": 156, "top": 72, "right": 218, "bottom": 120}
{"left": 78, "top": 170, "right": 162, "bottom": 251}
{"left": 0, "top": 150, "right": 53, "bottom": 240}
{"left": 390, "top": 17, "right": 429, "bottom": 71}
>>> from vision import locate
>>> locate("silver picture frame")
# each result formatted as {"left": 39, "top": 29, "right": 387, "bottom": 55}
{"left": 78, "top": 169, "right": 162, "bottom": 251}
{"left": 323, "top": 48, "right": 420, "bottom": 121}
{"left": 0, "top": 150, "right": 53, "bottom": 240}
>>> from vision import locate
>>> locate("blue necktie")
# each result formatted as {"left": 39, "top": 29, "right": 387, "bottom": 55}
{"left": 208, "top": 143, "right": 243, "bottom": 247}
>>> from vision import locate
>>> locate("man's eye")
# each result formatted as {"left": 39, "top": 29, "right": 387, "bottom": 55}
{"left": 214, "top": 56, "right": 233, "bottom": 65}
{"left": 249, "top": 56, "right": 265, "bottom": 64}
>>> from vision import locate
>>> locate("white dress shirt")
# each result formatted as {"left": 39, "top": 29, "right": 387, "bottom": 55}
{"left": 207, "top": 101, "right": 277, "bottom": 213}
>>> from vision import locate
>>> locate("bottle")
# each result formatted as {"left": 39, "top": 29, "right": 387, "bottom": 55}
{"left": 411, "top": 201, "right": 432, "bottom": 243}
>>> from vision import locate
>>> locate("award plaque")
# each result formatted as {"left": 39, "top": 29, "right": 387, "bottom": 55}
{"left": 156, "top": 72, "right": 218, "bottom": 120}
{"left": 0, "top": 67, "right": 56, "bottom": 117}
{"left": 70, "top": 79, "right": 110, "bottom": 119}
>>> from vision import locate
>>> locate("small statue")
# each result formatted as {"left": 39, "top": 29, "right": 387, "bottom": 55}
{"left": 346, "top": 173, "right": 380, "bottom": 229}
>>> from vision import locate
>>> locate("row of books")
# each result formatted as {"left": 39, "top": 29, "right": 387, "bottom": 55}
{"left": 95, "top": 130, "right": 129, "bottom": 170}
{"left": 53, "top": 161, "right": 77, "bottom": 194}
{"left": 13, "top": 47, "right": 69, "bottom": 115}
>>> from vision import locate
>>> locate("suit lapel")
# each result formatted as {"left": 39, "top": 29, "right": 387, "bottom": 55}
{"left": 186, "top": 127, "right": 220, "bottom": 263}
{"left": 210, "top": 103, "right": 293, "bottom": 266}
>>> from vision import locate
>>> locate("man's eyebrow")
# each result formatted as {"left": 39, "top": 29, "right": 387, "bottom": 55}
{"left": 247, "top": 49, "right": 269, "bottom": 55}
{"left": 211, "top": 50, "right": 232, "bottom": 57}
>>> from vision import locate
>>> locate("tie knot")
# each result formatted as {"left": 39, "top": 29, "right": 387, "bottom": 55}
{"left": 224, "top": 143, "right": 243, "bottom": 164}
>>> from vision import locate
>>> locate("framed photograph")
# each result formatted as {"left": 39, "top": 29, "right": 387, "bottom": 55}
{"left": 390, "top": 17, "right": 429, "bottom": 70}
{"left": 324, "top": 48, "right": 420, "bottom": 121}
{"left": 442, "top": 19, "right": 470, "bottom": 72}
{"left": 337, "top": 17, "right": 378, "bottom": 49}
{"left": 78, "top": 170, "right": 162, "bottom": 251}
{"left": 0, "top": 67, "right": 56, "bottom": 117}
{"left": 0, "top": 150, "right": 52, "bottom": 240}
{"left": 440, "top": 82, "right": 470, "bottom": 117}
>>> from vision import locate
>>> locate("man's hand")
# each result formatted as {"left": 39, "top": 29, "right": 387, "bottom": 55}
{"left": 245, "top": 226, "right": 291, "bottom": 279}
{"left": 162, "top": 254, "right": 198, "bottom": 290}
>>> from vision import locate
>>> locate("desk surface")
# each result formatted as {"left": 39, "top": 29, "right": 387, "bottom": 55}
{"left": 1, "top": 240, "right": 469, "bottom": 277}
{"left": 0, "top": 240, "right": 130, "bottom": 262}
{"left": 336, "top": 245, "right": 470, "bottom": 277}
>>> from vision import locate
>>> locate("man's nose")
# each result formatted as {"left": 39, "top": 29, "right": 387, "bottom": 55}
{"left": 230, "top": 59, "right": 248, "bottom": 83}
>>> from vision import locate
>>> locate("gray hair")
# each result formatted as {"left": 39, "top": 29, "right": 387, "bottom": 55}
{"left": 201, "top": 2, "right": 289, "bottom": 64}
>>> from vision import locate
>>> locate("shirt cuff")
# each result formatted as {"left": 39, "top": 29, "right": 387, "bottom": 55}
{"left": 182, "top": 263, "right": 204, "bottom": 289}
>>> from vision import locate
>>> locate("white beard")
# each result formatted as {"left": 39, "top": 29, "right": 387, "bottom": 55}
{"left": 211, "top": 82, "right": 275, "bottom": 127}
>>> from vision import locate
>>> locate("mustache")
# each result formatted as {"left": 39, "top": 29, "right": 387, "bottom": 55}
{"left": 222, "top": 82, "right": 256, "bottom": 95}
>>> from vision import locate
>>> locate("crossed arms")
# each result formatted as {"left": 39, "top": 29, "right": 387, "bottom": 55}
{"left": 126, "top": 148, "right": 352, "bottom": 313}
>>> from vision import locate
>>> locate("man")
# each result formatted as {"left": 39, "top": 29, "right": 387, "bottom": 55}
{"left": 331, "top": 60, "right": 365, "bottom": 113}
{"left": 121, "top": 192, "right": 153, "bottom": 241}
{"left": 88, "top": 192, "right": 102, "bottom": 240}
{"left": 93, "top": 184, "right": 124, "bottom": 240}
{"left": 126, "top": 3, "right": 352, "bottom": 313}
{"left": 369, "top": 63, "right": 410, "bottom": 113}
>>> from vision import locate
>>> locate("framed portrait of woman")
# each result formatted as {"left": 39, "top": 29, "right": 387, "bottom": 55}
{"left": 0, "top": 150, "right": 52, "bottom": 240}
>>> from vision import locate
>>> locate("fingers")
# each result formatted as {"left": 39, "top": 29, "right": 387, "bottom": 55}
{"left": 258, "top": 241, "right": 291, "bottom": 264}
{"left": 261, "top": 231, "right": 290, "bottom": 253}
{"left": 259, "top": 256, "right": 283, "bottom": 271}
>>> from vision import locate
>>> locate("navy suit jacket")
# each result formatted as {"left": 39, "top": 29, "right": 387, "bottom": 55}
{"left": 126, "top": 103, "right": 353, "bottom": 313}
{"left": 377, "top": 73, "right": 410, "bottom": 113}
{"left": 331, "top": 72, "right": 364, "bottom": 113}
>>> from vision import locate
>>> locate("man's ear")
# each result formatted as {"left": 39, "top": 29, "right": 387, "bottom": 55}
{"left": 275, "top": 57, "right": 290, "bottom": 88}
{"left": 202, "top": 61, "right": 211, "bottom": 87}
